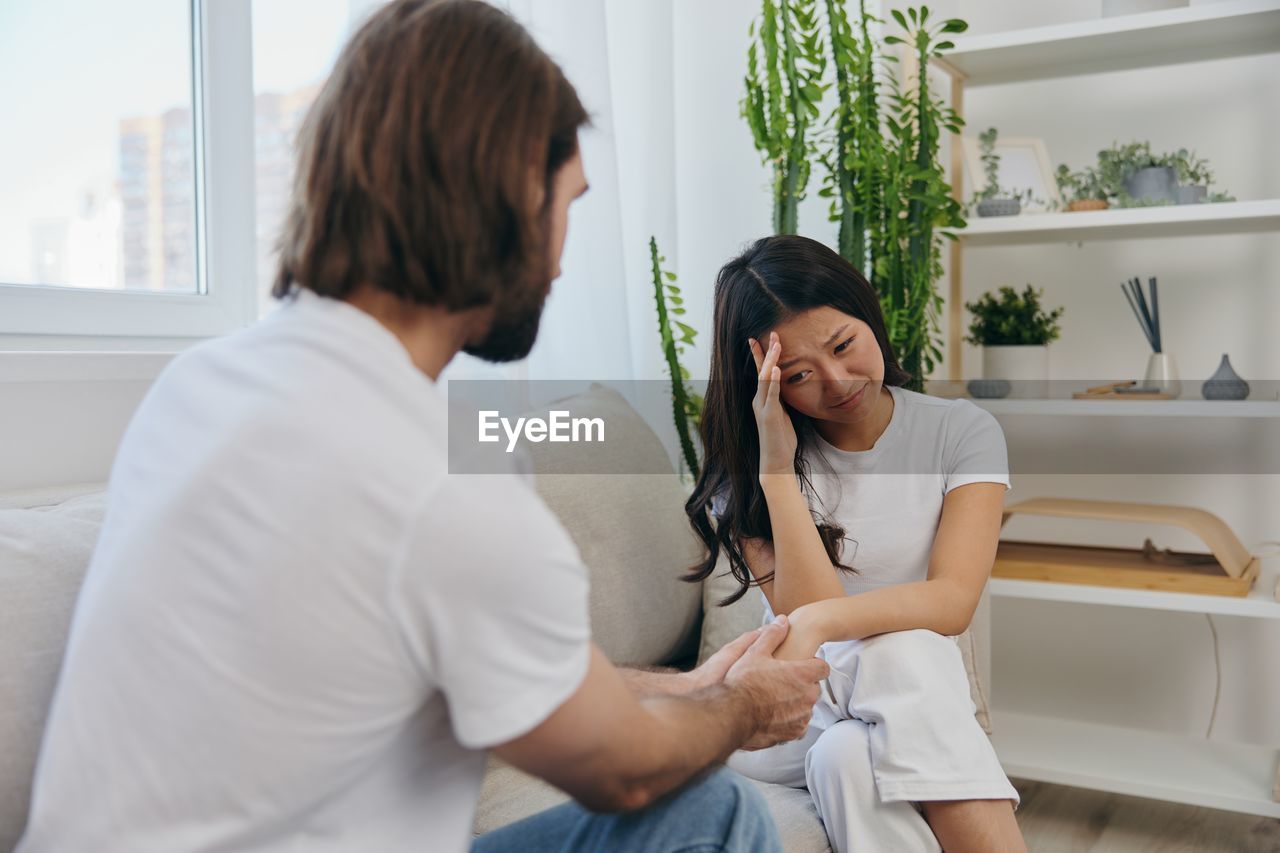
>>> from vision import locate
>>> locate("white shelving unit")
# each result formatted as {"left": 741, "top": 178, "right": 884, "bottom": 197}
{"left": 990, "top": 575, "right": 1280, "bottom": 620}
{"left": 935, "top": 1, "right": 1280, "bottom": 818}
{"left": 944, "top": 0, "right": 1280, "bottom": 85}
{"left": 938, "top": 0, "right": 1280, "bottom": 379}
{"left": 991, "top": 712, "right": 1280, "bottom": 819}
{"left": 971, "top": 398, "right": 1280, "bottom": 418}
{"left": 959, "top": 199, "right": 1280, "bottom": 246}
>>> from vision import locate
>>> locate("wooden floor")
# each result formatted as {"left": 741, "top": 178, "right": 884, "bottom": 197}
{"left": 1012, "top": 779, "right": 1280, "bottom": 852}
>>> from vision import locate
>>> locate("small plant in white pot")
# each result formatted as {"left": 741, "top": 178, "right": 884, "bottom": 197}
{"left": 965, "top": 285, "right": 1064, "bottom": 400}
{"left": 972, "top": 127, "right": 1034, "bottom": 217}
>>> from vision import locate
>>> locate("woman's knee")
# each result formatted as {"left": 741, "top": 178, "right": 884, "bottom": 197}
{"left": 853, "top": 630, "right": 964, "bottom": 687}
{"left": 840, "top": 630, "right": 973, "bottom": 722}
{"left": 727, "top": 725, "right": 820, "bottom": 789}
{"left": 804, "top": 721, "right": 878, "bottom": 797}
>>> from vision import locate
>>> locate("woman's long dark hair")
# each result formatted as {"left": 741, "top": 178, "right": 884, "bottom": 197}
{"left": 684, "top": 235, "right": 910, "bottom": 605}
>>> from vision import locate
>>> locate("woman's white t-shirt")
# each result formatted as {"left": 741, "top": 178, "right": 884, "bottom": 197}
{"left": 777, "top": 384, "right": 1011, "bottom": 608}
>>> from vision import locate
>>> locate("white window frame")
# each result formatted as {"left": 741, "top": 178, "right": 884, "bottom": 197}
{"left": 0, "top": 0, "right": 257, "bottom": 342}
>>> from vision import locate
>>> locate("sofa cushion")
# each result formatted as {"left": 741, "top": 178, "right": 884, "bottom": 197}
{"left": 521, "top": 384, "right": 703, "bottom": 668}
{"left": 474, "top": 758, "right": 831, "bottom": 851}
{"left": 697, "top": 553, "right": 993, "bottom": 733}
{"left": 0, "top": 489, "right": 107, "bottom": 852}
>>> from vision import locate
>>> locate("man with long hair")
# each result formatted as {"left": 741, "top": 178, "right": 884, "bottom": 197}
{"left": 17, "top": 2, "right": 828, "bottom": 851}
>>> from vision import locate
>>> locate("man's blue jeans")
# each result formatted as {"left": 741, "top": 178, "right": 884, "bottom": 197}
{"left": 470, "top": 767, "right": 782, "bottom": 853}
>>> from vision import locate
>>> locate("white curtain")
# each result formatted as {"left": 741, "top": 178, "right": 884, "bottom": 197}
{"left": 434, "top": 0, "right": 677, "bottom": 394}
{"left": 343, "top": 0, "right": 681, "bottom": 462}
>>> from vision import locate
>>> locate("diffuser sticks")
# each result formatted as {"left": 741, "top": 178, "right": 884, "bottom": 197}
{"left": 1121, "top": 276, "right": 1162, "bottom": 354}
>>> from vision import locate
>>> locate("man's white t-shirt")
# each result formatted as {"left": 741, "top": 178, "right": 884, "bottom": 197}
{"left": 19, "top": 291, "right": 591, "bottom": 853}
{"left": 793, "top": 383, "right": 1011, "bottom": 603}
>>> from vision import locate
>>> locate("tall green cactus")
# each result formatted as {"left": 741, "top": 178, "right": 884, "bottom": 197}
{"left": 821, "top": 0, "right": 879, "bottom": 266}
{"left": 880, "top": 7, "right": 966, "bottom": 388}
{"left": 742, "top": 0, "right": 826, "bottom": 234}
{"left": 650, "top": 237, "right": 702, "bottom": 480}
{"left": 817, "top": 3, "right": 966, "bottom": 391}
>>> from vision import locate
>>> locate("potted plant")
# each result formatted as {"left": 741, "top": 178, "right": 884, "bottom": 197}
{"left": 1171, "top": 148, "right": 1210, "bottom": 205}
{"left": 1098, "top": 141, "right": 1177, "bottom": 206}
{"left": 804, "top": 2, "right": 968, "bottom": 391}
{"left": 1086, "top": 142, "right": 1233, "bottom": 207}
{"left": 1055, "top": 164, "right": 1109, "bottom": 212}
{"left": 964, "top": 285, "right": 1064, "bottom": 400}
{"left": 972, "top": 127, "right": 1032, "bottom": 217}
{"left": 649, "top": 237, "right": 702, "bottom": 481}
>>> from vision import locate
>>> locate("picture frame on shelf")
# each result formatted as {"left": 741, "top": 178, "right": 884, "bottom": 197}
{"left": 963, "top": 135, "right": 1060, "bottom": 213}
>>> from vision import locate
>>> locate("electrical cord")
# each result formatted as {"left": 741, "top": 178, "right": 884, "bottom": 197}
{"left": 1203, "top": 541, "right": 1280, "bottom": 739}
{"left": 1204, "top": 613, "right": 1220, "bottom": 739}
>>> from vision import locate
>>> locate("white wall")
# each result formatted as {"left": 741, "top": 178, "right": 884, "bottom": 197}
{"left": 671, "top": 0, "right": 1280, "bottom": 748}
{"left": 0, "top": 354, "right": 173, "bottom": 492}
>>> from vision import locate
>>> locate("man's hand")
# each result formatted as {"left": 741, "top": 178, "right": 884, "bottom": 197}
{"left": 773, "top": 601, "right": 832, "bottom": 661}
{"left": 724, "top": 615, "right": 828, "bottom": 750}
{"left": 687, "top": 626, "right": 763, "bottom": 692}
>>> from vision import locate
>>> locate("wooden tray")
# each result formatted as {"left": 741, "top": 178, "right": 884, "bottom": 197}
{"left": 1072, "top": 380, "right": 1174, "bottom": 400}
{"left": 995, "top": 498, "right": 1260, "bottom": 598}
{"left": 1069, "top": 390, "right": 1176, "bottom": 400}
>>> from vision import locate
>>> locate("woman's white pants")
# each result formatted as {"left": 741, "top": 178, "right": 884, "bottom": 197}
{"left": 728, "top": 628, "right": 1018, "bottom": 853}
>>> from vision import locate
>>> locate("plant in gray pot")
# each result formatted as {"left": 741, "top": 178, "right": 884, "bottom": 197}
{"left": 965, "top": 285, "right": 1064, "bottom": 400}
{"left": 1099, "top": 141, "right": 1177, "bottom": 206}
{"left": 1171, "top": 149, "right": 1211, "bottom": 205}
{"left": 972, "top": 127, "right": 1032, "bottom": 217}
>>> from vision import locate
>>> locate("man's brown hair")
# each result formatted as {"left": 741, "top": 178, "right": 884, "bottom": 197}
{"left": 273, "top": 0, "right": 588, "bottom": 308}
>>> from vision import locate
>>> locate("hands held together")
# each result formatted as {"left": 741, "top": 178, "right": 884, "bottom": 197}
{"left": 693, "top": 614, "right": 829, "bottom": 751}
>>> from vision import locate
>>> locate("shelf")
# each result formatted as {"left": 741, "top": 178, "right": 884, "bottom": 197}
{"left": 944, "top": 0, "right": 1280, "bottom": 86}
{"left": 956, "top": 199, "right": 1280, "bottom": 246}
{"left": 991, "top": 711, "right": 1280, "bottom": 818}
{"left": 972, "top": 398, "right": 1280, "bottom": 418}
{"left": 990, "top": 575, "right": 1280, "bottom": 619}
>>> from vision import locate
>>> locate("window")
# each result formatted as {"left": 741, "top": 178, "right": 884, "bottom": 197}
{"left": 251, "top": 0, "right": 347, "bottom": 310}
{"left": 0, "top": 1, "right": 198, "bottom": 295}
{"left": 0, "top": 1, "right": 257, "bottom": 340}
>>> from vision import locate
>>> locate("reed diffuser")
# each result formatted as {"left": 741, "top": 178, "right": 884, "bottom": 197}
{"left": 1121, "top": 275, "right": 1180, "bottom": 398}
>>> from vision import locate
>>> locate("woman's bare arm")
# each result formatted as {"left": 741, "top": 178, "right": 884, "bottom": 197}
{"left": 746, "top": 333, "right": 846, "bottom": 614}
{"left": 747, "top": 475, "right": 846, "bottom": 614}
{"left": 772, "top": 482, "right": 1006, "bottom": 660}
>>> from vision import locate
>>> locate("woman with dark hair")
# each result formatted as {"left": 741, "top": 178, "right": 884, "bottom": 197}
{"left": 686, "top": 235, "right": 1027, "bottom": 852}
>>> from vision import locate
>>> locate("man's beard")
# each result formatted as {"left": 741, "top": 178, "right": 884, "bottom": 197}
{"left": 462, "top": 276, "right": 551, "bottom": 363}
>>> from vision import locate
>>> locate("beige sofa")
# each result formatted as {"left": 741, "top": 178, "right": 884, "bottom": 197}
{"left": 0, "top": 385, "right": 993, "bottom": 851}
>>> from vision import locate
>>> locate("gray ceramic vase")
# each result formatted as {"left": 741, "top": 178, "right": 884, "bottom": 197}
{"left": 967, "top": 378, "right": 1012, "bottom": 399}
{"left": 1176, "top": 185, "right": 1207, "bottom": 205}
{"left": 976, "top": 198, "right": 1021, "bottom": 217}
{"left": 1202, "top": 354, "right": 1250, "bottom": 400}
{"left": 1124, "top": 166, "right": 1177, "bottom": 204}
